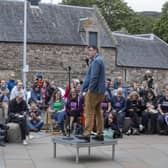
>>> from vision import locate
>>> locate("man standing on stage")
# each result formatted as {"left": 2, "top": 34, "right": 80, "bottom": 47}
{"left": 79, "top": 45, "right": 106, "bottom": 142}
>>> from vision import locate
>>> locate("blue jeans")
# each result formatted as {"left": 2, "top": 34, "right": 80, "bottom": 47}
{"left": 51, "top": 111, "right": 66, "bottom": 133}
{"left": 158, "top": 114, "right": 167, "bottom": 130}
{"left": 27, "top": 120, "right": 44, "bottom": 131}
{"left": 117, "top": 112, "right": 125, "bottom": 129}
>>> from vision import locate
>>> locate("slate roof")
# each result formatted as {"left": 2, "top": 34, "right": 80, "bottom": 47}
{"left": 0, "top": 1, "right": 114, "bottom": 47}
{"left": 113, "top": 32, "right": 168, "bottom": 69}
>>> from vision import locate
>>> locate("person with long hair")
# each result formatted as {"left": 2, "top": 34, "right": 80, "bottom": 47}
{"left": 126, "top": 91, "right": 143, "bottom": 135}
{"left": 66, "top": 89, "right": 81, "bottom": 134}
{"left": 48, "top": 90, "right": 66, "bottom": 135}
{"left": 141, "top": 89, "right": 158, "bottom": 134}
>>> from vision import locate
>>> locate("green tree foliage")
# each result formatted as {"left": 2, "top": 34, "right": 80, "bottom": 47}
{"left": 62, "top": 0, "right": 156, "bottom": 35}
{"left": 98, "top": 0, "right": 134, "bottom": 32}
{"left": 153, "top": 2, "right": 168, "bottom": 42}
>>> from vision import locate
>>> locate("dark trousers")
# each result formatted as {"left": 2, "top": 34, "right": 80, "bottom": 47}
{"left": 51, "top": 111, "right": 66, "bottom": 134}
{"left": 116, "top": 112, "right": 125, "bottom": 129}
{"left": 142, "top": 112, "right": 158, "bottom": 133}
{"left": 10, "top": 117, "right": 28, "bottom": 140}
{"left": 129, "top": 112, "right": 140, "bottom": 129}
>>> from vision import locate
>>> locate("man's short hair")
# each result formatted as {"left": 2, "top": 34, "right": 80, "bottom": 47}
{"left": 106, "top": 78, "right": 111, "bottom": 82}
{"left": 88, "top": 45, "right": 99, "bottom": 53}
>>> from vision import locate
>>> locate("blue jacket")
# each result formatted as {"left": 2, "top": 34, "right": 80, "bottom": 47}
{"left": 6, "top": 80, "right": 16, "bottom": 92}
{"left": 81, "top": 54, "right": 105, "bottom": 94}
{"left": 111, "top": 96, "right": 127, "bottom": 113}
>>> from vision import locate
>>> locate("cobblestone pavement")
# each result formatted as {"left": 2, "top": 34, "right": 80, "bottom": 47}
{"left": 0, "top": 132, "right": 168, "bottom": 168}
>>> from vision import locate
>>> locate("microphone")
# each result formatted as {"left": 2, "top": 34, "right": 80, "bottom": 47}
{"left": 68, "top": 66, "right": 71, "bottom": 71}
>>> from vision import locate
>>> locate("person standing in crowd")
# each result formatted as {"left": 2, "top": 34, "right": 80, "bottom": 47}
{"left": 79, "top": 45, "right": 106, "bottom": 142}
{"left": 143, "top": 70, "right": 154, "bottom": 89}
{"left": 105, "top": 78, "right": 113, "bottom": 101}
{"left": 6, "top": 72, "right": 16, "bottom": 93}
{"left": 157, "top": 84, "right": 168, "bottom": 135}
{"left": 8, "top": 92, "right": 29, "bottom": 145}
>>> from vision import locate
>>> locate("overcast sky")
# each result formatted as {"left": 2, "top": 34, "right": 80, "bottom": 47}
{"left": 41, "top": 0, "right": 168, "bottom": 12}
{"left": 124, "top": 0, "right": 167, "bottom": 12}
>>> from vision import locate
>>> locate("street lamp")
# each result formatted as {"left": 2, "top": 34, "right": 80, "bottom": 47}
{"left": 23, "top": 0, "right": 28, "bottom": 90}
{"left": 23, "top": 0, "right": 40, "bottom": 89}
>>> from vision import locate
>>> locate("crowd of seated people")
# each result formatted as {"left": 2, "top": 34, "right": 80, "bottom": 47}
{"left": 0, "top": 70, "right": 168, "bottom": 146}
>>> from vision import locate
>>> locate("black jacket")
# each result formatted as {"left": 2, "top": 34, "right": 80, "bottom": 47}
{"left": 8, "top": 98, "right": 28, "bottom": 120}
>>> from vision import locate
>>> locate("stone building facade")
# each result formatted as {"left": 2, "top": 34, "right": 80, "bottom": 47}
{"left": 0, "top": 43, "right": 116, "bottom": 88}
{"left": 0, "top": 1, "right": 168, "bottom": 90}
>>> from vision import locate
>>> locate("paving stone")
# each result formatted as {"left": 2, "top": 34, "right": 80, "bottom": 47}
{"left": 2, "top": 132, "right": 168, "bottom": 168}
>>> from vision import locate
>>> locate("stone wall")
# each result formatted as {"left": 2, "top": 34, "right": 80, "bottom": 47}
{"left": 0, "top": 42, "right": 167, "bottom": 89}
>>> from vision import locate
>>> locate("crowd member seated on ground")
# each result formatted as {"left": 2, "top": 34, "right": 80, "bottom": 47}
{"left": 10, "top": 81, "right": 26, "bottom": 101}
{"left": 126, "top": 91, "right": 143, "bottom": 135}
{"left": 6, "top": 72, "right": 16, "bottom": 93}
{"left": 104, "top": 112, "right": 122, "bottom": 138}
{"left": 66, "top": 89, "right": 82, "bottom": 135}
{"left": 8, "top": 92, "right": 29, "bottom": 145}
{"left": 29, "top": 84, "right": 42, "bottom": 106}
{"left": 27, "top": 103, "right": 44, "bottom": 132}
{"left": 111, "top": 88, "right": 126, "bottom": 134}
{"left": 0, "top": 89, "right": 9, "bottom": 122}
{"left": 141, "top": 89, "right": 158, "bottom": 134}
{"left": 157, "top": 84, "right": 168, "bottom": 135}
{"left": 48, "top": 89, "right": 67, "bottom": 135}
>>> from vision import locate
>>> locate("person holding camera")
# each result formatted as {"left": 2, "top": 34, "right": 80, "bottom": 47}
{"left": 27, "top": 103, "right": 44, "bottom": 132}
